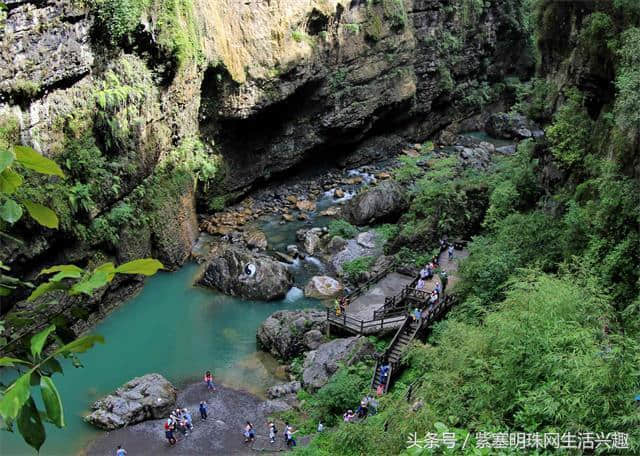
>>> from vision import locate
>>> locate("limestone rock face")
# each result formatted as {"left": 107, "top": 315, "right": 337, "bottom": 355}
{"left": 0, "top": 2, "right": 94, "bottom": 98}
{"left": 199, "top": 244, "right": 293, "bottom": 300}
{"left": 302, "top": 337, "right": 375, "bottom": 391}
{"left": 345, "top": 181, "right": 409, "bottom": 226}
{"left": 304, "top": 275, "right": 344, "bottom": 299}
{"left": 84, "top": 374, "right": 177, "bottom": 430}
{"left": 267, "top": 381, "right": 301, "bottom": 399}
{"left": 257, "top": 309, "right": 327, "bottom": 360}
{"left": 485, "top": 113, "right": 543, "bottom": 140}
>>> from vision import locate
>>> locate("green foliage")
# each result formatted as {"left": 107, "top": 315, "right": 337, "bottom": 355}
{"left": 374, "top": 223, "right": 399, "bottom": 245}
{"left": 90, "top": 0, "right": 150, "bottom": 45}
{"left": 342, "top": 256, "right": 375, "bottom": 281}
{"left": 343, "top": 23, "right": 361, "bottom": 35}
{"left": 511, "top": 77, "right": 557, "bottom": 121}
{"left": 154, "top": 0, "right": 203, "bottom": 67}
{"left": 460, "top": 0, "right": 484, "bottom": 26}
{"left": 364, "top": 14, "right": 382, "bottom": 41}
{"left": 382, "top": 0, "right": 407, "bottom": 29}
{"left": 614, "top": 28, "right": 640, "bottom": 132}
{"left": 163, "top": 137, "right": 219, "bottom": 189}
{"left": 545, "top": 88, "right": 594, "bottom": 167}
{"left": 392, "top": 155, "right": 423, "bottom": 184}
{"left": 328, "top": 219, "right": 359, "bottom": 239}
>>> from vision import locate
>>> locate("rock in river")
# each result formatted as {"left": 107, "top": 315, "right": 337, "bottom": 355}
{"left": 199, "top": 244, "right": 293, "bottom": 300}
{"left": 304, "top": 275, "right": 344, "bottom": 299}
{"left": 302, "top": 337, "right": 375, "bottom": 391}
{"left": 85, "top": 374, "right": 177, "bottom": 430}
{"left": 344, "top": 180, "right": 408, "bottom": 226}
{"left": 257, "top": 309, "right": 327, "bottom": 360}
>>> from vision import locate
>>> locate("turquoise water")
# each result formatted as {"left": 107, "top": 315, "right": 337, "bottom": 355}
{"left": 1, "top": 263, "right": 321, "bottom": 456}
{"left": 462, "top": 130, "right": 514, "bottom": 147}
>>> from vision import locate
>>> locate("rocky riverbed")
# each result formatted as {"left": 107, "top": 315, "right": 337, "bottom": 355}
{"left": 85, "top": 382, "right": 298, "bottom": 455}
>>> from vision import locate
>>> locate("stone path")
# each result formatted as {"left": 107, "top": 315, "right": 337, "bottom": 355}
{"left": 348, "top": 272, "right": 414, "bottom": 320}
{"left": 345, "top": 247, "right": 468, "bottom": 322}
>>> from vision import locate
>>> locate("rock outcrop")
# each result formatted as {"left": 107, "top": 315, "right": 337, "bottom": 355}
{"left": 257, "top": 309, "right": 327, "bottom": 360}
{"left": 485, "top": 113, "right": 543, "bottom": 140}
{"left": 344, "top": 181, "right": 409, "bottom": 226}
{"left": 84, "top": 374, "right": 177, "bottom": 430}
{"left": 302, "top": 336, "right": 376, "bottom": 391}
{"left": 304, "top": 275, "right": 344, "bottom": 299}
{"left": 199, "top": 244, "right": 293, "bottom": 300}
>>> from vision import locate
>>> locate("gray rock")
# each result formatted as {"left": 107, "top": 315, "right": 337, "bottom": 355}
{"left": 344, "top": 181, "right": 408, "bottom": 226}
{"left": 258, "top": 399, "right": 293, "bottom": 416}
{"left": 274, "top": 251, "right": 296, "bottom": 264}
{"left": 199, "top": 244, "right": 293, "bottom": 300}
{"left": 303, "top": 231, "right": 321, "bottom": 255}
{"left": 485, "top": 113, "right": 541, "bottom": 140}
{"left": 326, "top": 236, "right": 348, "bottom": 253}
{"left": 304, "top": 275, "right": 344, "bottom": 299}
{"left": 302, "top": 337, "right": 375, "bottom": 391}
{"left": 356, "top": 231, "right": 377, "bottom": 249}
{"left": 496, "top": 144, "right": 517, "bottom": 155}
{"left": 84, "top": 374, "right": 177, "bottom": 430}
{"left": 267, "top": 381, "right": 301, "bottom": 399}
{"left": 257, "top": 309, "right": 327, "bottom": 361}
{"left": 303, "top": 329, "right": 325, "bottom": 350}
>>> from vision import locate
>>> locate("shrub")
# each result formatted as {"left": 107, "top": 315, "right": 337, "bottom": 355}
{"left": 328, "top": 219, "right": 359, "bottom": 239}
{"left": 545, "top": 88, "right": 594, "bottom": 167}
{"left": 342, "top": 256, "right": 375, "bottom": 281}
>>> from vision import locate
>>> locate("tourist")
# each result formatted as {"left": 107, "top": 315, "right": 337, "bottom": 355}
{"left": 430, "top": 290, "right": 438, "bottom": 306}
{"left": 435, "top": 281, "right": 442, "bottom": 295}
{"left": 448, "top": 244, "right": 454, "bottom": 260}
{"left": 244, "top": 421, "right": 255, "bottom": 443}
{"left": 357, "top": 396, "right": 369, "bottom": 418}
{"left": 416, "top": 278, "right": 426, "bottom": 290}
{"left": 199, "top": 401, "right": 208, "bottom": 420}
{"left": 178, "top": 417, "right": 189, "bottom": 438}
{"left": 369, "top": 396, "right": 379, "bottom": 415}
{"left": 286, "top": 426, "right": 298, "bottom": 447}
{"left": 284, "top": 422, "right": 292, "bottom": 443}
{"left": 419, "top": 265, "right": 429, "bottom": 280}
{"left": 439, "top": 270, "right": 448, "bottom": 294}
{"left": 164, "top": 419, "right": 177, "bottom": 445}
{"left": 379, "top": 363, "right": 390, "bottom": 386}
{"left": 317, "top": 421, "right": 324, "bottom": 432}
{"left": 269, "top": 421, "right": 277, "bottom": 443}
{"left": 204, "top": 370, "right": 216, "bottom": 391}
{"left": 343, "top": 409, "right": 355, "bottom": 422}
{"left": 116, "top": 445, "right": 127, "bottom": 456}
{"left": 183, "top": 408, "right": 193, "bottom": 431}
{"left": 413, "top": 307, "right": 421, "bottom": 322}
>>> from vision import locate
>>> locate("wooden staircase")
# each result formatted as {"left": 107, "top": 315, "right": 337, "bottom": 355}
{"left": 371, "top": 317, "right": 421, "bottom": 393}
{"left": 371, "top": 295, "right": 457, "bottom": 393}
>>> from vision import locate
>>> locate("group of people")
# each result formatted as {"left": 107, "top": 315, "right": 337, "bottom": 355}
{"left": 343, "top": 395, "right": 379, "bottom": 423}
{"left": 164, "top": 408, "right": 194, "bottom": 445}
{"left": 263, "top": 421, "right": 298, "bottom": 447}
{"left": 334, "top": 295, "right": 348, "bottom": 316}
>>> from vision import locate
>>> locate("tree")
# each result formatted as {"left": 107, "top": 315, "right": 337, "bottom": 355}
{"left": 0, "top": 143, "right": 163, "bottom": 450}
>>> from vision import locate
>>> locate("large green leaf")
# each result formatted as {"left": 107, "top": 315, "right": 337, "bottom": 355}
{"left": 115, "top": 258, "right": 164, "bottom": 276}
{"left": 0, "top": 148, "right": 14, "bottom": 173}
{"left": 27, "top": 281, "right": 66, "bottom": 302}
{"left": 17, "top": 397, "right": 46, "bottom": 451}
{"left": 0, "top": 168, "right": 23, "bottom": 194}
{"left": 0, "top": 372, "right": 32, "bottom": 422}
{"left": 30, "top": 325, "right": 56, "bottom": 359}
{"left": 53, "top": 334, "right": 104, "bottom": 356}
{"left": 39, "top": 264, "right": 84, "bottom": 277}
{"left": 70, "top": 270, "right": 111, "bottom": 296}
{"left": 13, "top": 145, "right": 64, "bottom": 177}
{"left": 0, "top": 199, "right": 22, "bottom": 224}
{"left": 0, "top": 357, "right": 30, "bottom": 367}
{"left": 22, "top": 200, "right": 59, "bottom": 229}
{"left": 40, "top": 376, "right": 64, "bottom": 428}
{"left": 94, "top": 262, "right": 116, "bottom": 282}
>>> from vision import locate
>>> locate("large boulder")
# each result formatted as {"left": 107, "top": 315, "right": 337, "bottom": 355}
{"left": 344, "top": 180, "right": 408, "bottom": 226}
{"left": 199, "top": 244, "right": 293, "bottom": 300}
{"left": 267, "top": 381, "right": 301, "bottom": 399}
{"left": 84, "top": 374, "right": 176, "bottom": 430}
{"left": 257, "top": 309, "right": 327, "bottom": 360}
{"left": 485, "top": 113, "right": 543, "bottom": 140}
{"left": 245, "top": 229, "right": 268, "bottom": 250}
{"left": 302, "top": 337, "right": 376, "bottom": 391}
{"left": 304, "top": 276, "right": 344, "bottom": 299}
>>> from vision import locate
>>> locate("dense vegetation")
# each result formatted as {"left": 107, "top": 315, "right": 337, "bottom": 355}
{"left": 290, "top": 1, "right": 640, "bottom": 454}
